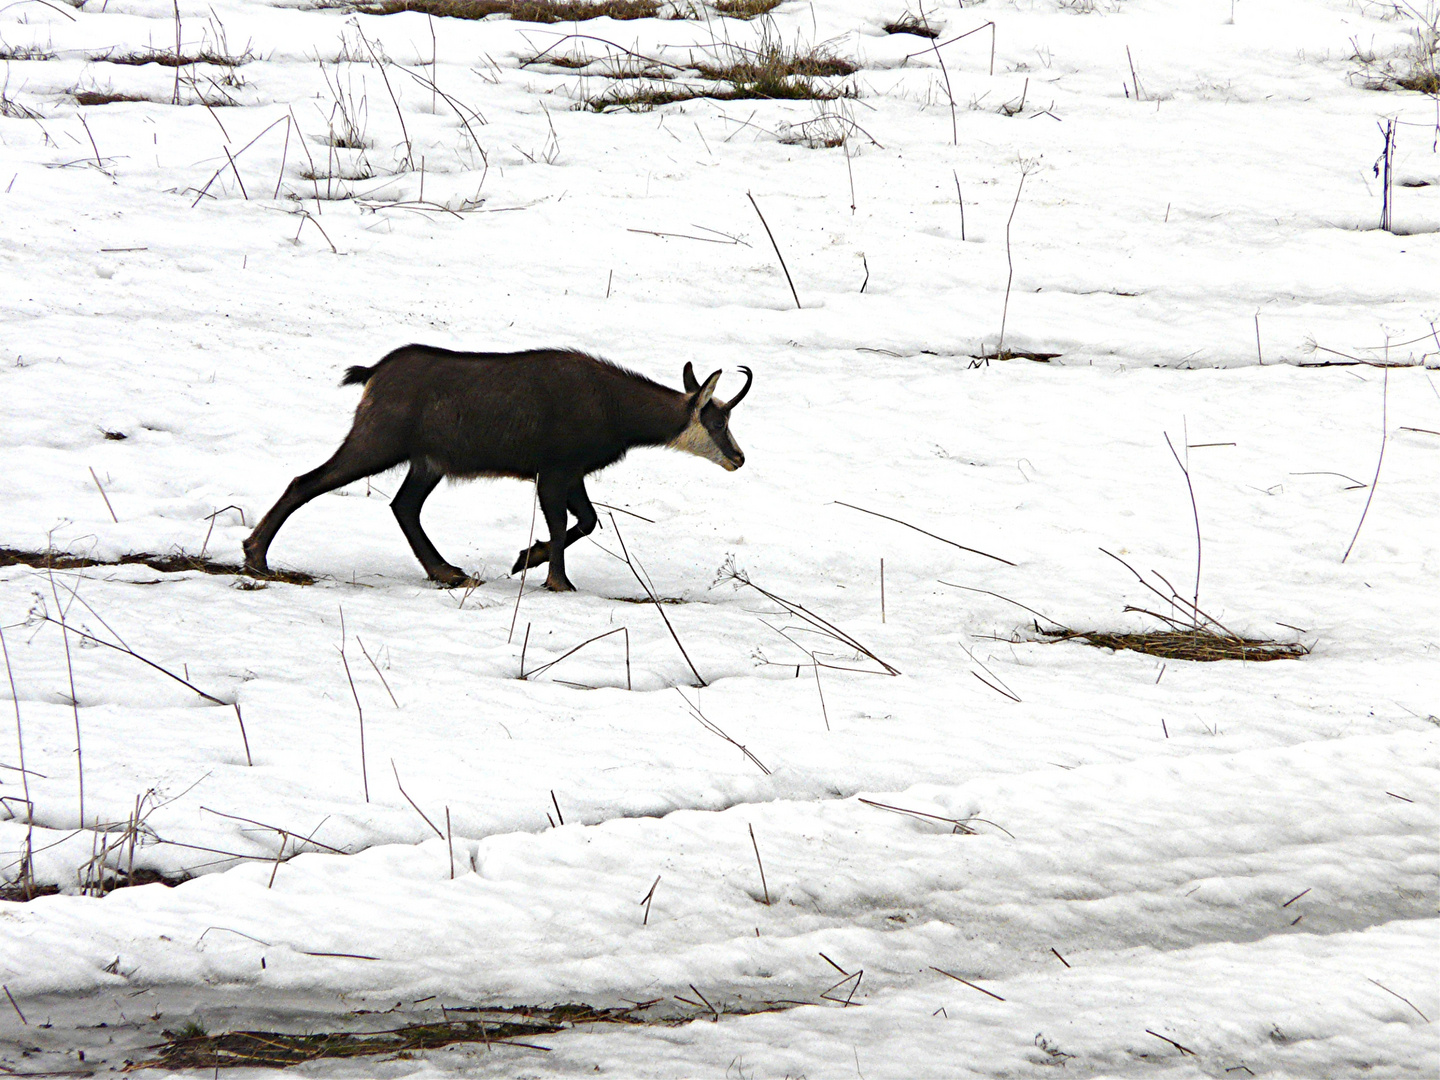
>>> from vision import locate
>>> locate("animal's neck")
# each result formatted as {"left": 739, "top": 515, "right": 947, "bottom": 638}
{"left": 623, "top": 384, "right": 691, "bottom": 447}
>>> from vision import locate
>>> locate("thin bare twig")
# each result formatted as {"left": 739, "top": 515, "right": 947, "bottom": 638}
{"left": 356, "top": 637, "right": 399, "bottom": 707}
{"left": 930, "top": 967, "right": 1005, "bottom": 1001}
{"left": 337, "top": 607, "right": 368, "bottom": 802}
{"left": 833, "top": 501, "right": 1015, "bottom": 566}
{"left": 1163, "top": 431, "right": 1202, "bottom": 619}
{"left": 391, "top": 760, "right": 443, "bottom": 838}
{"left": 995, "top": 166, "right": 1029, "bottom": 358}
{"left": 88, "top": 467, "right": 118, "bottom": 522}
{"left": 1342, "top": 369, "right": 1388, "bottom": 563}
{"left": 676, "top": 688, "right": 769, "bottom": 774}
{"left": 726, "top": 564, "right": 899, "bottom": 676}
{"left": 611, "top": 516, "right": 705, "bottom": 686}
{"left": 639, "top": 874, "right": 660, "bottom": 924}
{"left": 1367, "top": 978, "right": 1429, "bottom": 1022}
{"left": 524, "top": 626, "right": 629, "bottom": 684}
{"left": 748, "top": 823, "right": 770, "bottom": 904}
{"left": 747, "top": 191, "right": 801, "bottom": 309}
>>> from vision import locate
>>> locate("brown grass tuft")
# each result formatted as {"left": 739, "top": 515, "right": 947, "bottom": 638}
{"left": 715, "top": 0, "right": 785, "bottom": 18}
{"left": 0, "top": 547, "right": 314, "bottom": 585}
{"left": 580, "top": 36, "right": 857, "bottom": 110}
{"left": 140, "top": 1005, "right": 663, "bottom": 1069}
{"left": 70, "top": 89, "right": 159, "bottom": 106}
{"left": 354, "top": 0, "right": 661, "bottom": 21}
{"left": 1040, "top": 628, "right": 1308, "bottom": 663}
{"left": 92, "top": 46, "right": 255, "bottom": 68}
{"left": 883, "top": 13, "right": 938, "bottom": 38}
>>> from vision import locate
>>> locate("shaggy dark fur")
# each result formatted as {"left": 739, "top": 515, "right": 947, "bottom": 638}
{"left": 243, "top": 345, "right": 751, "bottom": 591}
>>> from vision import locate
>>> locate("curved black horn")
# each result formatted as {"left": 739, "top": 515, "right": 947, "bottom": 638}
{"left": 682, "top": 361, "right": 700, "bottom": 393}
{"left": 723, "top": 366, "right": 753, "bottom": 409}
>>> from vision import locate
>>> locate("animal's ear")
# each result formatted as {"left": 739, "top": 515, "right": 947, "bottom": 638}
{"left": 682, "top": 362, "right": 700, "bottom": 393}
{"left": 693, "top": 369, "right": 723, "bottom": 411}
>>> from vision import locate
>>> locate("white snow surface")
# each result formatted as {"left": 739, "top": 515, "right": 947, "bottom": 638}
{"left": 1, "top": 0, "right": 1438, "bottom": 1075}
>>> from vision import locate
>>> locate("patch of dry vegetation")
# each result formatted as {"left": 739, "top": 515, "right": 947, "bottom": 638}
{"left": 70, "top": 88, "right": 160, "bottom": 106}
{"left": 0, "top": 547, "right": 314, "bottom": 585}
{"left": 882, "top": 12, "right": 938, "bottom": 38}
{"left": 714, "top": 0, "right": 785, "bottom": 18}
{"left": 353, "top": 0, "right": 662, "bottom": 21}
{"left": 136, "top": 1003, "right": 796, "bottom": 1070}
{"left": 1040, "top": 628, "right": 1308, "bottom": 663}
{"left": 569, "top": 34, "right": 858, "bottom": 110}
{"left": 1350, "top": 2, "right": 1440, "bottom": 93}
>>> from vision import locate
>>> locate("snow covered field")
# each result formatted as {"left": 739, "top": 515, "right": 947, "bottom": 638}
{"left": 1, "top": 0, "right": 1437, "bottom": 1075}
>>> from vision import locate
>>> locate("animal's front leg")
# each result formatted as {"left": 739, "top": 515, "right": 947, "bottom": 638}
{"left": 537, "top": 473, "right": 576, "bottom": 591}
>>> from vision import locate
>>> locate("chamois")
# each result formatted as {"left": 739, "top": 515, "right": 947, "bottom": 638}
{"left": 242, "top": 345, "right": 752, "bottom": 591}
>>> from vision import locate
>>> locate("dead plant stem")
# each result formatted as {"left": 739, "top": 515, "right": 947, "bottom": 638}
{"left": 748, "top": 822, "right": 770, "bottom": 904}
{"left": 1343, "top": 368, "right": 1389, "bottom": 562}
{"left": 996, "top": 167, "right": 1028, "bottom": 359}
{"left": 747, "top": 191, "right": 801, "bottom": 309}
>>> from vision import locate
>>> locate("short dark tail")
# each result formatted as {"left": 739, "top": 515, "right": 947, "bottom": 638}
{"left": 341, "top": 364, "right": 377, "bottom": 387}
{"left": 342, "top": 345, "right": 425, "bottom": 387}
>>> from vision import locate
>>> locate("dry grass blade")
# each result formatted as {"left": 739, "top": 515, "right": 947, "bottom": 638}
{"left": 524, "top": 626, "right": 629, "bottom": 684}
{"left": 610, "top": 516, "right": 705, "bottom": 686}
{"left": 747, "top": 191, "right": 801, "bottom": 309}
{"left": 38, "top": 613, "right": 227, "bottom": 705}
{"left": 638, "top": 873, "right": 660, "bottom": 924}
{"left": 199, "top": 806, "right": 347, "bottom": 855}
{"left": 748, "top": 823, "right": 770, "bottom": 904}
{"left": 930, "top": 966, "right": 1005, "bottom": 1001}
{"left": 676, "top": 688, "right": 770, "bottom": 774}
{"left": 858, "top": 797, "right": 1015, "bottom": 837}
{"left": 1342, "top": 369, "right": 1388, "bottom": 563}
{"left": 833, "top": 501, "right": 1015, "bottom": 566}
{"left": 391, "top": 760, "right": 444, "bottom": 838}
{"left": 721, "top": 560, "right": 899, "bottom": 676}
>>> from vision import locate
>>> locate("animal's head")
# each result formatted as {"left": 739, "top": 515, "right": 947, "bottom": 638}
{"left": 672, "top": 363, "right": 752, "bottom": 471}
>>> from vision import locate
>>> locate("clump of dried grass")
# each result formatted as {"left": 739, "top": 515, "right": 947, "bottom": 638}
{"left": 883, "top": 12, "right": 938, "bottom": 38}
{"left": 715, "top": 0, "right": 785, "bottom": 18}
{"left": 0, "top": 547, "right": 314, "bottom": 585}
{"left": 1350, "top": 3, "right": 1440, "bottom": 94}
{"left": 0, "top": 42, "right": 56, "bottom": 61}
{"left": 575, "top": 32, "right": 858, "bottom": 110}
{"left": 696, "top": 37, "right": 857, "bottom": 87}
{"left": 354, "top": 0, "right": 662, "bottom": 21}
{"left": 69, "top": 88, "right": 159, "bottom": 106}
{"left": 142, "top": 1005, "right": 655, "bottom": 1070}
{"left": 1040, "top": 628, "right": 1308, "bottom": 663}
{"left": 95, "top": 46, "right": 255, "bottom": 68}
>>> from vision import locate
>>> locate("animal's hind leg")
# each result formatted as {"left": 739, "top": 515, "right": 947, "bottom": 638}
{"left": 391, "top": 460, "right": 470, "bottom": 587}
{"left": 511, "top": 478, "right": 597, "bottom": 576}
{"left": 243, "top": 437, "right": 403, "bottom": 576}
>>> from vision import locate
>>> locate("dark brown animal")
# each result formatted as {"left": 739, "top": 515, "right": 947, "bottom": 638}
{"left": 242, "top": 345, "right": 752, "bottom": 591}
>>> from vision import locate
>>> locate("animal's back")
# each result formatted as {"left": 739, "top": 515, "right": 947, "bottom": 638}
{"left": 351, "top": 346, "right": 671, "bottom": 478}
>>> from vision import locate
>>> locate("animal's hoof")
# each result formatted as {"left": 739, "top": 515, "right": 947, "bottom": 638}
{"left": 241, "top": 540, "right": 267, "bottom": 576}
{"left": 429, "top": 565, "right": 475, "bottom": 588}
{"left": 512, "top": 544, "right": 550, "bottom": 575}
{"left": 544, "top": 575, "right": 576, "bottom": 593}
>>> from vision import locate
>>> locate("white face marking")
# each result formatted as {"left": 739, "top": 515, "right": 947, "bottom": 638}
{"left": 668, "top": 416, "right": 735, "bottom": 469}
